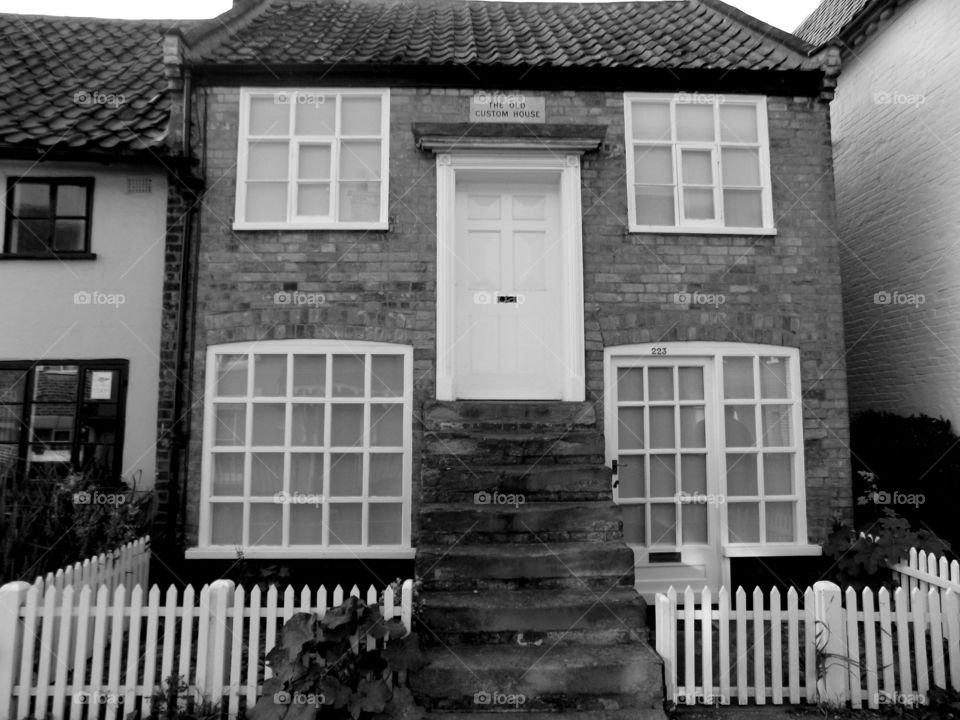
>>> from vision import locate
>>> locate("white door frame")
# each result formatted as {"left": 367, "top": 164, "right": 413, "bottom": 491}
{"left": 435, "top": 151, "right": 585, "bottom": 401}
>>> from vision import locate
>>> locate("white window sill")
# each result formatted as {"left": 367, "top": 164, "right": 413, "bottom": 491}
{"left": 627, "top": 225, "right": 778, "bottom": 237}
{"left": 232, "top": 221, "right": 389, "bottom": 232}
{"left": 722, "top": 544, "right": 822, "bottom": 558}
{"left": 185, "top": 546, "right": 416, "bottom": 560}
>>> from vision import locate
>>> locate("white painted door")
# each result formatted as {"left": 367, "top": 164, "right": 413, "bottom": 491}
{"left": 453, "top": 178, "right": 564, "bottom": 399}
{"left": 609, "top": 358, "right": 724, "bottom": 597}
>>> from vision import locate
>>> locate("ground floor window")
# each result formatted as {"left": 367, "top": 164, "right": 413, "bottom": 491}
{"left": 197, "top": 340, "right": 413, "bottom": 556}
{"left": 0, "top": 360, "right": 127, "bottom": 480}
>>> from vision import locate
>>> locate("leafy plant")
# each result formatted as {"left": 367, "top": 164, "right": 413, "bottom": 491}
{"left": 822, "top": 472, "right": 949, "bottom": 590}
{"left": 148, "top": 675, "right": 223, "bottom": 720}
{"left": 247, "top": 595, "right": 425, "bottom": 720}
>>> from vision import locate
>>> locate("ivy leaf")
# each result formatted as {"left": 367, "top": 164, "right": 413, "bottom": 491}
{"left": 357, "top": 649, "right": 388, "bottom": 678}
{"left": 282, "top": 613, "right": 317, "bottom": 661}
{"left": 320, "top": 675, "right": 353, "bottom": 709}
{"left": 382, "top": 633, "right": 425, "bottom": 674}
{"left": 349, "top": 677, "right": 393, "bottom": 719}
{"left": 378, "top": 686, "right": 426, "bottom": 720}
{"left": 247, "top": 691, "right": 290, "bottom": 720}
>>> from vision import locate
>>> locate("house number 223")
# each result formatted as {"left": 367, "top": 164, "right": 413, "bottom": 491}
{"left": 650, "top": 347, "right": 668, "bottom": 356}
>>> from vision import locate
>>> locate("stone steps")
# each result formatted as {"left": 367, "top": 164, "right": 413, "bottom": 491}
{"left": 423, "top": 431, "right": 605, "bottom": 467}
{"left": 426, "top": 711, "right": 667, "bottom": 720}
{"left": 423, "top": 401, "right": 598, "bottom": 432}
{"left": 422, "top": 463, "right": 613, "bottom": 504}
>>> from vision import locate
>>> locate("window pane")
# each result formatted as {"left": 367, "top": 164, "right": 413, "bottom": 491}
{"left": 340, "top": 142, "right": 381, "bottom": 180}
{"left": 297, "top": 184, "right": 330, "bottom": 217}
{"left": 761, "top": 405, "right": 792, "bottom": 447}
{"left": 371, "top": 356, "right": 404, "bottom": 397}
{"left": 214, "top": 403, "right": 246, "bottom": 446}
{"left": 341, "top": 96, "right": 382, "bottom": 135}
{"left": 618, "top": 456, "right": 644, "bottom": 498}
{"left": 725, "top": 406, "right": 755, "bottom": 447}
{"left": 329, "top": 503, "right": 362, "bottom": 544}
{"left": 721, "top": 148, "right": 761, "bottom": 186}
{"left": 649, "top": 407, "right": 674, "bottom": 449}
{"left": 622, "top": 505, "right": 646, "bottom": 545}
{"left": 13, "top": 183, "right": 50, "bottom": 216}
{"left": 247, "top": 142, "right": 289, "bottom": 180}
{"left": 290, "top": 453, "right": 323, "bottom": 495}
{"left": 679, "top": 407, "right": 705, "bottom": 449}
{"left": 683, "top": 188, "right": 715, "bottom": 220}
{"left": 631, "top": 102, "right": 671, "bottom": 141}
{"left": 681, "top": 454, "right": 707, "bottom": 495}
{"left": 723, "top": 190, "right": 764, "bottom": 228}
{"left": 370, "top": 404, "right": 402, "bottom": 447}
{"left": 650, "top": 504, "right": 676, "bottom": 545}
{"left": 723, "top": 357, "right": 754, "bottom": 399}
{"left": 293, "top": 355, "right": 326, "bottom": 397}
{"left": 727, "top": 503, "right": 760, "bottom": 543}
{"left": 681, "top": 150, "right": 713, "bottom": 185}
{"left": 369, "top": 503, "right": 402, "bottom": 544}
{"left": 649, "top": 455, "right": 676, "bottom": 497}
{"left": 370, "top": 453, "right": 402, "bottom": 496}
{"left": 329, "top": 453, "right": 362, "bottom": 495}
{"left": 216, "top": 355, "right": 248, "bottom": 397}
{"left": 211, "top": 504, "right": 243, "bottom": 544}
{"left": 212, "top": 453, "right": 244, "bottom": 495}
{"left": 618, "top": 408, "right": 644, "bottom": 450}
{"left": 0, "top": 368, "right": 26, "bottom": 403}
{"left": 254, "top": 354, "right": 286, "bottom": 396}
{"left": 11, "top": 220, "right": 50, "bottom": 253}
{"left": 298, "top": 145, "right": 331, "bottom": 180}
{"left": 760, "top": 357, "right": 790, "bottom": 399}
{"left": 290, "top": 504, "right": 324, "bottom": 545}
{"left": 633, "top": 146, "right": 673, "bottom": 184}
{"left": 726, "top": 453, "right": 757, "bottom": 495}
{"left": 291, "top": 404, "right": 324, "bottom": 446}
{"left": 249, "top": 96, "right": 288, "bottom": 135}
{"left": 331, "top": 405, "right": 364, "bottom": 446}
{"left": 719, "top": 104, "right": 759, "bottom": 143}
{"left": 250, "top": 504, "right": 282, "bottom": 545}
{"left": 0, "top": 405, "right": 22, "bottom": 443}
{"left": 676, "top": 104, "right": 715, "bottom": 141}
{"left": 295, "top": 98, "right": 335, "bottom": 135}
{"left": 766, "top": 502, "right": 796, "bottom": 542}
{"left": 648, "top": 368, "right": 673, "bottom": 400}
{"left": 617, "top": 368, "right": 643, "bottom": 402}
{"left": 683, "top": 504, "right": 708, "bottom": 544}
{"left": 251, "top": 452, "right": 283, "bottom": 495}
{"left": 252, "top": 404, "right": 285, "bottom": 446}
{"left": 678, "top": 367, "right": 704, "bottom": 400}
{"left": 245, "top": 183, "right": 287, "bottom": 222}
{"left": 635, "top": 186, "right": 676, "bottom": 226}
{"left": 53, "top": 220, "right": 86, "bottom": 251}
{"left": 332, "top": 355, "right": 364, "bottom": 396}
{"left": 57, "top": 185, "right": 87, "bottom": 216}
{"left": 764, "top": 454, "right": 793, "bottom": 495}
{"left": 339, "top": 181, "right": 381, "bottom": 222}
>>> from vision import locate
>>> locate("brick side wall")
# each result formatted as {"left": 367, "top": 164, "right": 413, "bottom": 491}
{"left": 831, "top": 0, "right": 960, "bottom": 425}
{"left": 182, "top": 86, "right": 851, "bottom": 546}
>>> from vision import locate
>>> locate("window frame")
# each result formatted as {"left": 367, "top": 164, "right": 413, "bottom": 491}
{"left": 0, "top": 359, "right": 128, "bottom": 481}
{"left": 3, "top": 177, "right": 95, "bottom": 258}
{"left": 233, "top": 88, "right": 390, "bottom": 231}
{"left": 192, "top": 339, "right": 414, "bottom": 559}
{"left": 604, "top": 342, "right": 818, "bottom": 557}
{"left": 623, "top": 93, "right": 776, "bottom": 235}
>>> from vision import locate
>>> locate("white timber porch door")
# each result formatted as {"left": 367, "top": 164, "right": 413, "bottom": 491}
{"left": 436, "top": 153, "right": 585, "bottom": 401}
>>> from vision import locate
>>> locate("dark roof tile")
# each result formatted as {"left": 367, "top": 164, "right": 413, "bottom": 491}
{"left": 795, "top": 0, "right": 870, "bottom": 45}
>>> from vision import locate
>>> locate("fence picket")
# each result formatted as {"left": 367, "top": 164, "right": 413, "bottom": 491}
{"left": 51, "top": 585, "right": 75, "bottom": 720}
{"left": 195, "top": 584, "right": 211, "bottom": 698}
{"left": 105, "top": 585, "right": 127, "bottom": 720}
{"left": 844, "top": 586, "right": 861, "bottom": 708}
{"left": 770, "top": 587, "right": 782, "bottom": 704}
{"left": 87, "top": 586, "right": 110, "bottom": 718}
{"left": 247, "top": 586, "right": 262, "bottom": 708}
{"left": 283, "top": 585, "right": 296, "bottom": 622}
{"left": 862, "top": 587, "right": 879, "bottom": 709}
{"left": 16, "top": 585, "right": 40, "bottom": 720}
{"left": 264, "top": 586, "right": 278, "bottom": 680}
{"left": 69, "top": 586, "right": 92, "bottom": 718}
{"left": 735, "top": 587, "right": 747, "bottom": 705}
{"left": 179, "top": 585, "right": 196, "bottom": 692}
{"left": 894, "top": 587, "right": 914, "bottom": 699}
{"left": 878, "top": 588, "right": 896, "bottom": 700}
{"left": 753, "top": 587, "right": 765, "bottom": 705}
{"left": 160, "top": 585, "right": 178, "bottom": 698}
{"left": 928, "top": 590, "right": 946, "bottom": 691}
{"left": 701, "top": 587, "right": 713, "bottom": 704}
{"left": 787, "top": 588, "right": 800, "bottom": 704}
{"left": 34, "top": 585, "right": 58, "bottom": 717}
{"left": 912, "top": 588, "right": 929, "bottom": 701}
{"left": 683, "top": 586, "right": 695, "bottom": 705}
{"left": 661, "top": 587, "right": 677, "bottom": 703}
{"left": 945, "top": 591, "right": 960, "bottom": 690}
{"left": 124, "top": 586, "right": 144, "bottom": 716}
{"left": 142, "top": 586, "right": 162, "bottom": 717}
{"left": 228, "top": 586, "right": 245, "bottom": 717}
{"left": 718, "top": 587, "right": 730, "bottom": 705}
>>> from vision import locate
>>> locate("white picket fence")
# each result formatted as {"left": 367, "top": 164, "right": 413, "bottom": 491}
{"left": 30, "top": 535, "right": 150, "bottom": 596}
{"left": 656, "top": 577, "right": 960, "bottom": 708}
{"left": 0, "top": 578, "right": 414, "bottom": 720}
{"left": 892, "top": 547, "right": 960, "bottom": 606}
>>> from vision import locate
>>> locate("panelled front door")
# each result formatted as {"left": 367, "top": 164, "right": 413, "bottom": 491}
{"left": 452, "top": 177, "right": 564, "bottom": 399}
{"left": 609, "top": 357, "right": 724, "bottom": 596}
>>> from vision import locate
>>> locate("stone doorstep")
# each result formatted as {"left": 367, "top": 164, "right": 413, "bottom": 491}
{"left": 422, "top": 401, "right": 598, "bottom": 432}
{"left": 419, "top": 502, "right": 621, "bottom": 536}
{"left": 426, "top": 712, "right": 668, "bottom": 720}
{"left": 421, "top": 464, "right": 613, "bottom": 503}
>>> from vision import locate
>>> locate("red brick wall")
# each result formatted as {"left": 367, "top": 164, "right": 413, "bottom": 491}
{"left": 181, "top": 87, "right": 851, "bottom": 546}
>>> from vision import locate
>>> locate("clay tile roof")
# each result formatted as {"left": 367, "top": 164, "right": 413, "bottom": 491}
{"left": 186, "top": 0, "right": 818, "bottom": 72}
{"left": 795, "top": 0, "right": 871, "bottom": 46}
{"left": 0, "top": 13, "right": 191, "bottom": 156}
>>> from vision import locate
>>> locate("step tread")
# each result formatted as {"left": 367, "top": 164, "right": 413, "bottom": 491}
{"left": 422, "top": 588, "right": 642, "bottom": 610}
{"left": 421, "top": 502, "right": 618, "bottom": 513}
{"left": 419, "top": 542, "right": 629, "bottom": 557}
{"left": 426, "top": 712, "right": 668, "bottom": 720}
{"left": 419, "top": 643, "right": 660, "bottom": 670}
